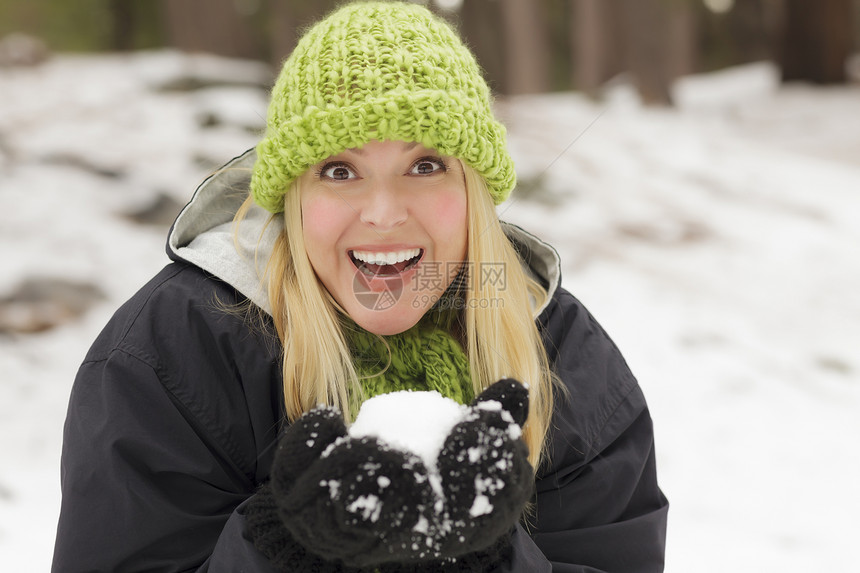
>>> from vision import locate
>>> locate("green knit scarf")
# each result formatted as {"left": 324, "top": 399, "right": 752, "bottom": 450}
{"left": 344, "top": 309, "right": 474, "bottom": 411}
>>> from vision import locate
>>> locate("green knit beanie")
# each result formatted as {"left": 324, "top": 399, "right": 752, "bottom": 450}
{"left": 251, "top": 0, "right": 516, "bottom": 213}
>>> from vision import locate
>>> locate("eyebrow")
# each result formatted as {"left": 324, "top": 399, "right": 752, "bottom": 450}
{"left": 349, "top": 141, "right": 420, "bottom": 156}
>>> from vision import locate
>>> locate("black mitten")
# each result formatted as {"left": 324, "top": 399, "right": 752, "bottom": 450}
{"left": 246, "top": 379, "right": 533, "bottom": 572}
{"left": 245, "top": 405, "right": 372, "bottom": 573}
{"left": 373, "top": 380, "right": 533, "bottom": 572}
{"left": 245, "top": 482, "right": 368, "bottom": 573}
{"left": 436, "top": 378, "right": 533, "bottom": 558}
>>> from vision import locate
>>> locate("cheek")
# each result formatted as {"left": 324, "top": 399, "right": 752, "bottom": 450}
{"left": 431, "top": 189, "right": 468, "bottom": 252}
{"left": 435, "top": 195, "right": 466, "bottom": 226}
{"left": 301, "top": 195, "right": 350, "bottom": 258}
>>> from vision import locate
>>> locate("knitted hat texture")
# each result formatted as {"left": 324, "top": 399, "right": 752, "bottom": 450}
{"left": 251, "top": 1, "right": 516, "bottom": 213}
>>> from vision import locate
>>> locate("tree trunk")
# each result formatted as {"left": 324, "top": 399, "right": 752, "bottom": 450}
{"left": 459, "top": 0, "right": 508, "bottom": 94}
{"left": 267, "top": 0, "right": 339, "bottom": 65}
{"left": 780, "top": 0, "right": 855, "bottom": 83}
{"left": 572, "top": 0, "right": 625, "bottom": 95}
{"left": 571, "top": 0, "right": 696, "bottom": 104}
{"left": 621, "top": 0, "right": 697, "bottom": 105}
{"left": 109, "top": 0, "right": 135, "bottom": 51}
{"left": 499, "top": 0, "right": 552, "bottom": 94}
{"left": 161, "top": 0, "right": 262, "bottom": 59}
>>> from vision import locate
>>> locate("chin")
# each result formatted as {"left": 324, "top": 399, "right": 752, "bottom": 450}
{"left": 346, "top": 299, "right": 427, "bottom": 336}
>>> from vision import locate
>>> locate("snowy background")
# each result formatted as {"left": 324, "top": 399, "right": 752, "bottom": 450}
{"left": 1, "top": 51, "right": 858, "bottom": 571}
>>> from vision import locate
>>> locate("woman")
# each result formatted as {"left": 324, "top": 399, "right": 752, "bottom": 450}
{"left": 52, "top": 2, "right": 667, "bottom": 572}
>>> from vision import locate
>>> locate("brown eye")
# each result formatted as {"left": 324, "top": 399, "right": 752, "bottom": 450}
{"left": 410, "top": 157, "right": 446, "bottom": 176}
{"left": 320, "top": 163, "right": 356, "bottom": 181}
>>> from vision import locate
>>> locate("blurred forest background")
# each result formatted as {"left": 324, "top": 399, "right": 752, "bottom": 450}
{"left": 2, "top": 3, "right": 860, "bottom": 571}
{"left": 1, "top": 0, "right": 858, "bottom": 104}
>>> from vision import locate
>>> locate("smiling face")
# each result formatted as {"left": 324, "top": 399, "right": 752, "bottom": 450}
{"left": 299, "top": 140, "right": 468, "bottom": 335}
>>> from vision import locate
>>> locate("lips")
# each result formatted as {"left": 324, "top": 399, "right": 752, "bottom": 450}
{"left": 349, "top": 248, "right": 424, "bottom": 277}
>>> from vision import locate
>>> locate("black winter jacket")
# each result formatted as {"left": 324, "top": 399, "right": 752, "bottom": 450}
{"left": 52, "top": 151, "right": 668, "bottom": 572}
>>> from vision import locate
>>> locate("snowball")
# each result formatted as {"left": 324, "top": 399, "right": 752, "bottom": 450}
{"left": 349, "top": 390, "right": 469, "bottom": 471}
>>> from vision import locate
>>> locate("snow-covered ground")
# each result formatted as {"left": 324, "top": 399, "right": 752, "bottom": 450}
{"left": 1, "top": 51, "right": 858, "bottom": 572}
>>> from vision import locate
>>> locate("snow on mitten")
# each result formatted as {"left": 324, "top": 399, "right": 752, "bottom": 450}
{"left": 247, "top": 378, "right": 533, "bottom": 572}
{"left": 433, "top": 378, "right": 533, "bottom": 559}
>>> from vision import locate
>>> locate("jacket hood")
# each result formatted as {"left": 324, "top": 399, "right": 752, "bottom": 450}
{"left": 168, "top": 148, "right": 561, "bottom": 316}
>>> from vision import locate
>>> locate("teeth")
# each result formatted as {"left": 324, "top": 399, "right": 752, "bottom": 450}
{"left": 352, "top": 248, "right": 421, "bottom": 266}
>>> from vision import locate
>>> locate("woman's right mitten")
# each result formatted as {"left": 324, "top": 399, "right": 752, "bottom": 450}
{"left": 245, "top": 405, "right": 371, "bottom": 573}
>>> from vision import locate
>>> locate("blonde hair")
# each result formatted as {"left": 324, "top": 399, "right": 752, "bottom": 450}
{"left": 236, "top": 164, "right": 555, "bottom": 471}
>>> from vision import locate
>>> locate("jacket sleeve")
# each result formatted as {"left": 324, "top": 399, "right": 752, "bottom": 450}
{"left": 499, "top": 391, "right": 667, "bottom": 573}
{"left": 531, "top": 390, "right": 668, "bottom": 572}
{"left": 52, "top": 347, "right": 277, "bottom": 573}
{"left": 504, "top": 289, "right": 668, "bottom": 572}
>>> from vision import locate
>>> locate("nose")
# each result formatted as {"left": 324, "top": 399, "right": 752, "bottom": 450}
{"left": 359, "top": 181, "right": 408, "bottom": 230}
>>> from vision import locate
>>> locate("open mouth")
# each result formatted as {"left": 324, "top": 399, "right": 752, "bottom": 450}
{"left": 349, "top": 248, "right": 424, "bottom": 277}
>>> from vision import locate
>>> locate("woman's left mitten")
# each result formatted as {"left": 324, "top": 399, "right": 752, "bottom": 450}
{"left": 436, "top": 378, "right": 534, "bottom": 558}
